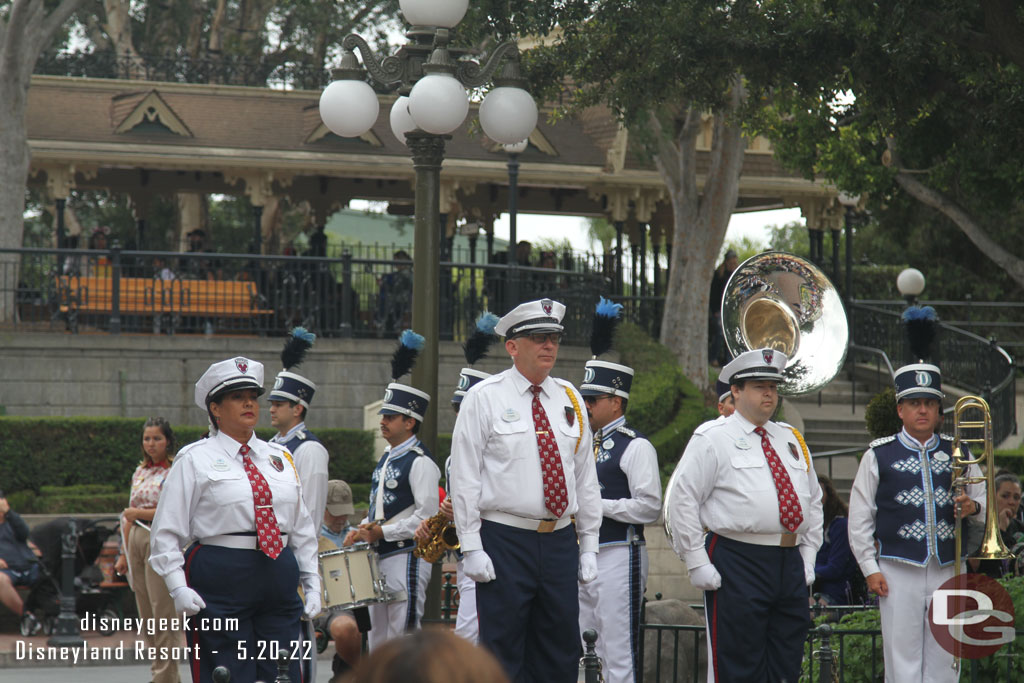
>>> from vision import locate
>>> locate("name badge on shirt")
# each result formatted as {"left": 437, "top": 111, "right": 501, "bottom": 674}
{"left": 934, "top": 452, "right": 949, "bottom": 463}
{"left": 502, "top": 409, "right": 520, "bottom": 422}
{"left": 386, "top": 479, "right": 398, "bottom": 490}
{"left": 212, "top": 458, "right": 230, "bottom": 471}
{"left": 735, "top": 437, "right": 751, "bottom": 450}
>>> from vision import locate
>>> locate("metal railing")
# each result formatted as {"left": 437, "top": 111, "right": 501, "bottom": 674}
{"left": 851, "top": 303, "right": 1017, "bottom": 444}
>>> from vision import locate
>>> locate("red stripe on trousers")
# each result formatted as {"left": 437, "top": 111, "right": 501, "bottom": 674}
{"left": 707, "top": 534, "right": 720, "bottom": 683}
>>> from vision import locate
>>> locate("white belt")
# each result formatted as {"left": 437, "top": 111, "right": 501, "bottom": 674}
{"left": 717, "top": 531, "right": 800, "bottom": 548}
{"left": 481, "top": 510, "right": 572, "bottom": 533}
{"left": 200, "top": 533, "right": 289, "bottom": 550}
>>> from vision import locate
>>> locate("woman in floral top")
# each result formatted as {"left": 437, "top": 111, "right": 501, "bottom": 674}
{"left": 114, "top": 417, "right": 182, "bottom": 683}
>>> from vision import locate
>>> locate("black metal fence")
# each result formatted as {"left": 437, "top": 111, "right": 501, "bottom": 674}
{"left": 0, "top": 246, "right": 659, "bottom": 343}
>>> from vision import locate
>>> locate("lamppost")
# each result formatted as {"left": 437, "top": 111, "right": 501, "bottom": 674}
{"left": 837, "top": 192, "right": 861, "bottom": 338}
{"left": 318, "top": 0, "right": 537, "bottom": 451}
{"left": 503, "top": 138, "right": 528, "bottom": 312}
{"left": 897, "top": 267, "right": 925, "bottom": 306}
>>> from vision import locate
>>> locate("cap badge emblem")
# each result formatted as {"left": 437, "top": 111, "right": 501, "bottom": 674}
{"left": 458, "top": 374, "right": 470, "bottom": 391}
{"left": 383, "top": 389, "right": 393, "bottom": 404}
{"left": 916, "top": 371, "right": 932, "bottom": 387}
{"left": 542, "top": 299, "right": 553, "bottom": 315}
{"left": 762, "top": 349, "right": 774, "bottom": 365}
{"left": 235, "top": 358, "right": 248, "bottom": 374}
{"left": 584, "top": 367, "right": 596, "bottom": 384}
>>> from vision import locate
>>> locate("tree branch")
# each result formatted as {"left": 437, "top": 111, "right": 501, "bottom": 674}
{"left": 648, "top": 111, "right": 680, "bottom": 192}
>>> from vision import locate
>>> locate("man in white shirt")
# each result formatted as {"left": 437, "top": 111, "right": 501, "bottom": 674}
{"left": 666, "top": 348, "right": 823, "bottom": 683}
{"left": 577, "top": 360, "right": 662, "bottom": 683}
{"left": 848, "top": 363, "right": 985, "bottom": 683}
{"left": 450, "top": 298, "right": 602, "bottom": 682}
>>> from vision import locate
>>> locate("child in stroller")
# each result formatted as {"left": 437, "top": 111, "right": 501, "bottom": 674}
{"left": 20, "top": 517, "right": 127, "bottom": 636}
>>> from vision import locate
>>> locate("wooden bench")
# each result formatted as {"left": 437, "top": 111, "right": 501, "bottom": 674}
{"left": 56, "top": 275, "right": 274, "bottom": 332}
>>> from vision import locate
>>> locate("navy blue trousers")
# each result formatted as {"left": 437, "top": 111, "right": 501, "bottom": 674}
{"left": 184, "top": 543, "right": 305, "bottom": 683}
{"left": 477, "top": 520, "right": 581, "bottom": 683}
{"left": 704, "top": 534, "right": 810, "bottom": 683}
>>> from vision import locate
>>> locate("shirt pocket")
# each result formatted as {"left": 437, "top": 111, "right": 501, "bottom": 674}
{"left": 729, "top": 455, "right": 772, "bottom": 491}
{"left": 205, "top": 469, "right": 251, "bottom": 505}
{"left": 491, "top": 419, "right": 531, "bottom": 461}
{"left": 781, "top": 447, "right": 811, "bottom": 495}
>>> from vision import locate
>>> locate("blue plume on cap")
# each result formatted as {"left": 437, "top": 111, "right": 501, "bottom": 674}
{"left": 281, "top": 326, "right": 316, "bottom": 369}
{"left": 464, "top": 311, "right": 500, "bottom": 365}
{"left": 392, "top": 329, "right": 425, "bottom": 379}
{"left": 590, "top": 296, "right": 623, "bottom": 358}
{"left": 902, "top": 305, "right": 939, "bottom": 361}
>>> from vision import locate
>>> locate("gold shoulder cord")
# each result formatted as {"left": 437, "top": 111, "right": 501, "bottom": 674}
{"left": 789, "top": 426, "right": 811, "bottom": 471}
{"left": 280, "top": 449, "right": 300, "bottom": 483}
{"left": 564, "top": 386, "right": 584, "bottom": 454}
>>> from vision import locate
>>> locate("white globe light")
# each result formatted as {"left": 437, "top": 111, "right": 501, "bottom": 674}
{"left": 408, "top": 73, "right": 469, "bottom": 135}
{"left": 503, "top": 139, "right": 529, "bottom": 154}
{"left": 897, "top": 268, "right": 926, "bottom": 297}
{"left": 319, "top": 79, "right": 379, "bottom": 138}
{"left": 400, "top": 0, "right": 468, "bottom": 28}
{"left": 479, "top": 86, "right": 538, "bottom": 145}
{"left": 389, "top": 96, "right": 416, "bottom": 144}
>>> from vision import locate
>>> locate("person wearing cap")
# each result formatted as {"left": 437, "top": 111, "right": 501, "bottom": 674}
{"left": 449, "top": 298, "right": 602, "bottom": 682}
{"left": 666, "top": 348, "right": 824, "bottom": 683}
{"left": 318, "top": 480, "right": 365, "bottom": 681}
{"left": 577, "top": 360, "right": 662, "bottom": 683}
{"left": 344, "top": 381, "right": 440, "bottom": 650}
{"left": 269, "top": 329, "right": 330, "bottom": 525}
{"left": 715, "top": 377, "right": 735, "bottom": 418}
{"left": 848, "top": 363, "right": 985, "bottom": 682}
{"left": 149, "top": 357, "right": 321, "bottom": 683}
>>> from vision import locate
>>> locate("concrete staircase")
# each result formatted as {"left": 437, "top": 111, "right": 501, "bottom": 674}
{"left": 787, "top": 376, "right": 875, "bottom": 497}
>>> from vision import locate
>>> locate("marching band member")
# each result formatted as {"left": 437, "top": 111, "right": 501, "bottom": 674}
{"left": 667, "top": 348, "right": 823, "bottom": 683}
{"left": 716, "top": 378, "right": 735, "bottom": 418}
{"left": 269, "top": 327, "right": 330, "bottom": 524}
{"left": 345, "top": 330, "right": 440, "bottom": 650}
{"left": 150, "top": 357, "right": 320, "bottom": 683}
{"left": 450, "top": 298, "right": 602, "bottom": 682}
{"left": 849, "top": 353, "right": 985, "bottom": 682}
{"left": 319, "top": 480, "right": 363, "bottom": 682}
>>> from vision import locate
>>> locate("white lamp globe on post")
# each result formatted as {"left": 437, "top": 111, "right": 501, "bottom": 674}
{"left": 503, "top": 139, "right": 529, "bottom": 154}
{"left": 389, "top": 96, "right": 417, "bottom": 144}
{"left": 399, "top": 0, "right": 468, "bottom": 28}
{"left": 481, "top": 86, "right": 538, "bottom": 144}
{"left": 408, "top": 71, "right": 470, "bottom": 135}
{"left": 318, "top": 52, "right": 379, "bottom": 138}
{"left": 897, "top": 267, "right": 925, "bottom": 305}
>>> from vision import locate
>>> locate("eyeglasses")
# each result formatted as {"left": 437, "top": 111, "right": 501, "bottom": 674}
{"left": 582, "top": 395, "right": 612, "bottom": 405}
{"left": 524, "top": 332, "right": 563, "bottom": 345}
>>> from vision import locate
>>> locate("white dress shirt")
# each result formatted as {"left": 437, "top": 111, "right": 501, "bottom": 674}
{"left": 667, "top": 411, "right": 824, "bottom": 571}
{"left": 848, "top": 429, "right": 986, "bottom": 577}
{"left": 149, "top": 429, "right": 319, "bottom": 593}
{"left": 596, "top": 415, "right": 662, "bottom": 526}
{"left": 271, "top": 422, "right": 330, "bottom": 525}
{"left": 364, "top": 435, "right": 440, "bottom": 543}
{"left": 450, "top": 366, "right": 603, "bottom": 554}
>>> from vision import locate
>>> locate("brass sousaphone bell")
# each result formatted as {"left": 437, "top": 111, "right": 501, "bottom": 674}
{"left": 663, "top": 252, "right": 850, "bottom": 546}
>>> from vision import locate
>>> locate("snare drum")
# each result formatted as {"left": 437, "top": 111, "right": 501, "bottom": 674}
{"left": 319, "top": 543, "right": 405, "bottom": 610}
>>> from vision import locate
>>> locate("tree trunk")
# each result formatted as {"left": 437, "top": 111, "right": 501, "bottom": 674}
{"left": 0, "top": 0, "right": 85, "bottom": 321}
{"left": 657, "top": 80, "right": 747, "bottom": 390}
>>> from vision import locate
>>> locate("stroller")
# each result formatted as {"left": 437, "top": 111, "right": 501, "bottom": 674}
{"left": 20, "top": 517, "right": 124, "bottom": 636}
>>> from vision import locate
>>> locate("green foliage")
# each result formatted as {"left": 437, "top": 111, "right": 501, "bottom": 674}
{"left": 9, "top": 485, "right": 127, "bottom": 514}
{"left": 721, "top": 235, "right": 766, "bottom": 263}
{"left": 800, "top": 609, "right": 883, "bottom": 682}
{"left": 865, "top": 388, "right": 901, "bottom": 441}
{"left": 0, "top": 417, "right": 377, "bottom": 497}
{"left": 768, "top": 221, "right": 812, "bottom": 256}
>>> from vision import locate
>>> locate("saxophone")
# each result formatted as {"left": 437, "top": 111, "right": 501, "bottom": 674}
{"left": 413, "top": 511, "right": 460, "bottom": 563}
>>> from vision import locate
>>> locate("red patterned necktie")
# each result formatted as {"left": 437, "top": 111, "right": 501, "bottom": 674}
{"left": 754, "top": 427, "right": 804, "bottom": 532}
{"left": 240, "top": 444, "right": 284, "bottom": 559}
{"left": 531, "top": 385, "right": 568, "bottom": 517}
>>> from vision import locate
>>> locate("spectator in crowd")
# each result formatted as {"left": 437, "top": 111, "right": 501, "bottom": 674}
{"left": 0, "top": 491, "right": 38, "bottom": 620}
{"left": 970, "top": 471, "right": 1024, "bottom": 578}
{"left": 348, "top": 629, "right": 510, "bottom": 683}
{"left": 153, "top": 256, "right": 176, "bottom": 281}
{"left": 708, "top": 249, "right": 739, "bottom": 367}
{"left": 307, "top": 225, "right": 328, "bottom": 258}
{"left": 515, "top": 240, "right": 533, "bottom": 267}
{"left": 318, "top": 480, "right": 364, "bottom": 682}
{"left": 61, "top": 234, "right": 83, "bottom": 275}
{"left": 88, "top": 226, "right": 112, "bottom": 277}
{"left": 375, "top": 250, "right": 414, "bottom": 334}
{"left": 532, "top": 250, "right": 559, "bottom": 295}
{"left": 813, "top": 475, "right": 860, "bottom": 606}
{"left": 184, "top": 228, "right": 213, "bottom": 279}
{"left": 113, "top": 418, "right": 183, "bottom": 683}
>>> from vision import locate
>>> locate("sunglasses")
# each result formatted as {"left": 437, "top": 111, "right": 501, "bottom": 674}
{"left": 582, "top": 395, "right": 613, "bottom": 405}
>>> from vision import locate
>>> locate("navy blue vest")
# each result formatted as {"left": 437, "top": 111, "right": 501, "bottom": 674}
{"left": 280, "top": 427, "right": 321, "bottom": 456}
{"left": 874, "top": 433, "right": 958, "bottom": 567}
{"left": 369, "top": 440, "right": 432, "bottom": 558}
{"left": 595, "top": 423, "right": 647, "bottom": 546}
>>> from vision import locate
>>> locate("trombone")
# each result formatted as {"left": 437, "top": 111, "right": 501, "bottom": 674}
{"left": 950, "top": 395, "right": 1013, "bottom": 671}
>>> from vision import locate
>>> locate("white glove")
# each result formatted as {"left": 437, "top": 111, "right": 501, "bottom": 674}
{"left": 578, "top": 551, "right": 598, "bottom": 584}
{"left": 170, "top": 586, "right": 206, "bottom": 616}
{"left": 805, "top": 563, "right": 816, "bottom": 587}
{"left": 688, "top": 564, "right": 722, "bottom": 591}
{"left": 463, "top": 549, "right": 496, "bottom": 583}
{"left": 301, "top": 573, "right": 322, "bottom": 619}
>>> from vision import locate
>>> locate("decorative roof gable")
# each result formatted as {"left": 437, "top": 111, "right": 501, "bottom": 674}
{"left": 113, "top": 90, "right": 193, "bottom": 137}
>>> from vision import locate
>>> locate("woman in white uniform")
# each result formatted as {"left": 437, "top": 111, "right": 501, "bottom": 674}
{"left": 149, "top": 357, "right": 321, "bottom": 683}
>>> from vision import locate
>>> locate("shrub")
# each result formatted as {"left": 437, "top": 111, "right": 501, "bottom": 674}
{"left": 865, "top": 388, "right": 901, "bottom": 441}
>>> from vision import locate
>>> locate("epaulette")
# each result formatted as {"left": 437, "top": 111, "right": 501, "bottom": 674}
{"left": 176, "top": 440, "right": 203, "bottom": 457}
{"left": 297, "top": 430, "right": 307, "bottom": 440}
{"left": 939, "top": 433, "right": 954, "bottom": 442}
{"left": 776, "top": 420, "right": 794, "bottom": 430}
{"left": 870, "top": 435, "right": 897, "bottom": 448}
{"left": 267, "top": 441, "right": 290, "bottom": 455}
{"left": 616, "top": 425, "right": 637, "bottom": 439}
{"left": 694, "top": 419, "right": 726, "bottom": 435}
{"left": 411, "top": 445, "right": 426, "bottom": 457}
